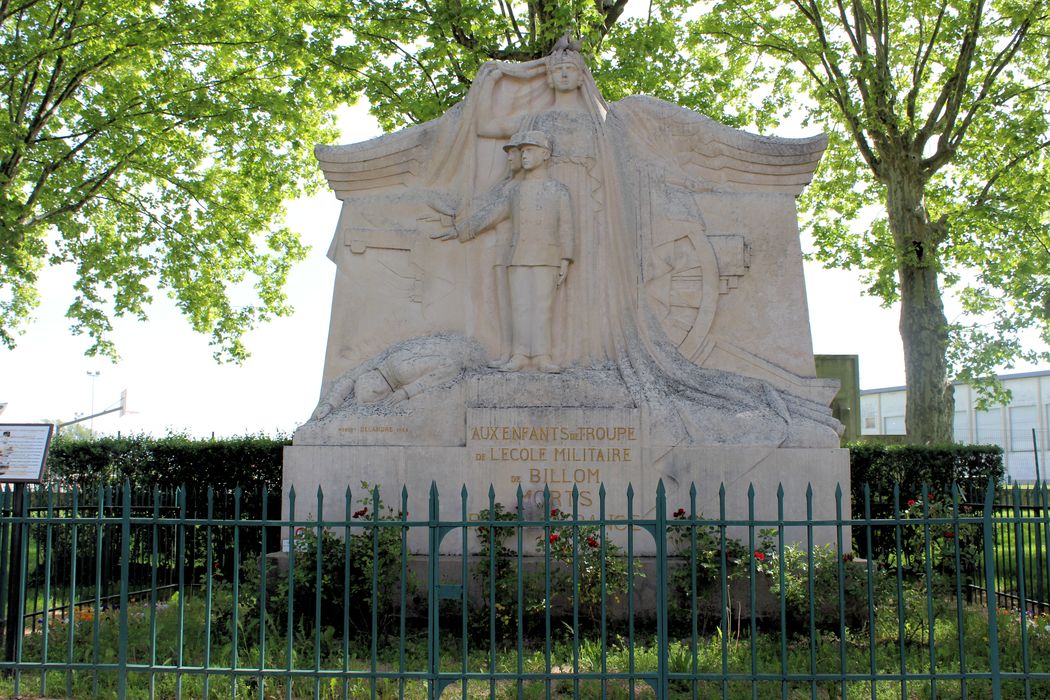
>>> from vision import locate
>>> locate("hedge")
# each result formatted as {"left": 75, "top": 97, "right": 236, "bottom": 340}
{"left": 848, "top": 441, "right": 1005, "bottom": 506}
{"left": 44, "top": 434, "right": 287, "bottom": 496}
{"left": 847, "top": 441, "right": 1004, "bottom": 561}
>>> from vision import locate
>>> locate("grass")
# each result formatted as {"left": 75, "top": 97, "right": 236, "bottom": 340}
{"left": 1, "top": 583, "right": 1050, "bottom": 699}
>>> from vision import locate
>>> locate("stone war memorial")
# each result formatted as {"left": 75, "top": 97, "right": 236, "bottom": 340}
{"left": 284, "top": 39, "right": 848, "bottom": 552}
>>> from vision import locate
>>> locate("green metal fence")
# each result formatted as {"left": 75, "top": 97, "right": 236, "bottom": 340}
{"left": 0, "top": 479, "right": 1048, "bottom": 699}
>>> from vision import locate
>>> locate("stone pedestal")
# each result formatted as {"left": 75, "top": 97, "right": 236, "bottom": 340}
{"left": 285, "top": 369, "right": 850, "bottom": 555}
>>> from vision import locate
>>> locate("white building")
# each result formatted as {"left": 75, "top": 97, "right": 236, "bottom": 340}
{"left": 860, "top": 369, "right": 1050, "bottom": 482}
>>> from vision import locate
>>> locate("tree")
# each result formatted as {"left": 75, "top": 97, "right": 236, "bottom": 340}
{"left": 699, "top": 0, "right": 1050, "bottom": 442}
{"left": 332, "top": 0, "right": 766, "bottom": 131}
{"left": 1, "top": 0, "right": 364, "bottom": 360}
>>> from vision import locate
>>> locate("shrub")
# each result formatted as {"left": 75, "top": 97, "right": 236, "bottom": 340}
{"left": 541, "top": 507, "right": 637, "bottom": 623}
{"left": 239, "top": 484, "right": 413, "bottom": 642}
{"left": 848, "top": 442, "right": 1003, "bottom": 561}
{"left": 754, "top": 540, "right": 873, "bottom": 632}
{"left": 471, "top": 504, "right": 639, "bottom": 636}
{"left": 666, "top": 507, "right": 749, "bottom": 629}
{"left": 473, "top": 503, "right": 523, "bottom": 636}
{"left": 895, "top": 491, "right": 983, "bottom": 585}
{"left": 667, "top": 507, "right": 749, "bottom": 584}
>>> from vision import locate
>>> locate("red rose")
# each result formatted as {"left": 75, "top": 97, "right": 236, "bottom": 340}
{"left": 944, "top": 530, "right": 955, "bottom": 539}
{"left": 549, "top": 533, "right": 560, "bottom": 544}
{"left": 673, "top": 508, "right": 686, "bottom": 518}
{"left": 907, "top": 499, "right": 917, "bottom": 508}
{"left": 550, "top": 508, "right": 559, "bottom": 517}
{"left": 586, "top": 535, "right": 599, "bottom": 548}
{"left": 352, "top": 507, "right": 368, "bottom": 519}
{"left": 754, "top": 551, "right": 766, "bottom": 561}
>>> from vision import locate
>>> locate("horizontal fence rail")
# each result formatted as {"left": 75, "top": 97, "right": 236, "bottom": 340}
{"left": 0, "top": 479, "right": 1047, "bottom": 699}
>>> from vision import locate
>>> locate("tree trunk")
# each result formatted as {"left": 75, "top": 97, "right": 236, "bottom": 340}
{"left": 885, "top": 164, "right": 955, "bottom": 444}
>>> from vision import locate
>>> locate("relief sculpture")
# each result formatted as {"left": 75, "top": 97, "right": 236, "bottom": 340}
{"left": 303, "top": 36, "right": 844, "bottom": 453}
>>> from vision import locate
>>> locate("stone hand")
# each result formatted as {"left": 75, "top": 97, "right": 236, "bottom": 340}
{"left": 381, "top": 388, "right": 409, "bottom": 407}
{"left": 429, "top": 218, "right": 459, "bottom": 240}
{"left": 429, "top": 227, "right": 458, "bottom": 241}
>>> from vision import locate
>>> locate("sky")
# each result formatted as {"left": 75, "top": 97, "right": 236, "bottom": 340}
{"left": 0, "top": 102, "right": 1041, "bottom": 438}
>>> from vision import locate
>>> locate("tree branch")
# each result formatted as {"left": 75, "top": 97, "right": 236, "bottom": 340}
{"left": 906, "top": 0, "right": 947, "bottom": 130}
{"left": 940, "top": 14, "right": 1033, "bottom": 158}
{"left": 789, "top": 0, "right": 883, "bottom": 173}
{"left": 915, "top": 0, "right": 985, "bottom": 160}
{"left": 0, "top": 0, "right": 47, "bottom": 29}
{"left": 971, "top": 138, "right": 1050, "bottom": 209}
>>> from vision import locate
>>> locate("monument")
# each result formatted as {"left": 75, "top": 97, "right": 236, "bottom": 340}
{"left": 284, "top": 40, "right": 849, "bottom": 550}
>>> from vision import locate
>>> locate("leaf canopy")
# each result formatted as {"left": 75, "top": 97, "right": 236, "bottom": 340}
{"left": 0, "top": 0, "right": 362, "bottom": 360}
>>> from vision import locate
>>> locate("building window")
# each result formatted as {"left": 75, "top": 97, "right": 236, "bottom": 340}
{"left": 884, "top": 415, "right": 905, "bottom": 434}
{"left": 975, "top": 407, "right": 1003, "bottom": 447}
{"left": 953, "top": 411, "right": 970, "bottom": 443}
{"left": 1010, "top": 405, "right": 1037, "bottom": 452}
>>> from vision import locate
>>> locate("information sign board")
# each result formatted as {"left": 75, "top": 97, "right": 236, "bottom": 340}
{"left": 0, "top": 423, "right": 53, "bottom": 483}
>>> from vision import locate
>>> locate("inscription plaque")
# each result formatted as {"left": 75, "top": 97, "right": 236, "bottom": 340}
{"left": 468, "top": 407, "right": 639, "bottom": 513}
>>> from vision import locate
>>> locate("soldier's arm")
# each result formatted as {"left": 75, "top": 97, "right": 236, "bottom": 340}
{"left": 456, "top": 186, "right": 513, "bottom": 241}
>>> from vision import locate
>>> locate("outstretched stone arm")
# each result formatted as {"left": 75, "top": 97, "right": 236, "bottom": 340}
{"left": 455, "top": 191, "right": 512, "bottom": 242}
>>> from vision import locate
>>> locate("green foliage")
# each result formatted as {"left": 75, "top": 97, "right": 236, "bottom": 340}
{"left": 472, "top": 502, "right": 522, "bottom": 636}
{"left": 44, "top": 433, "right": 286, "bottom": 494}
{"left": 0, "top": 0, "right": 365, "bottom": 360}
{"left": 849, "top": 441, "right": 1004, "bottom": 508}
{"left": 896, "top": 492, "right": 983, "bottom": 584}
{"left": 754, "top": 541, "right": 873, "bottom": 633}
{"left": 240, "top": 484, "right": 412, "bottom": 643}
{"left": 471, "top": 503, "right": 639, "bottom": 635}
{"left": 667, "top": 506, "right": 749, "bottom": 587}
{"left": 698, "top": 0, "right": 1050, "bottom": 440}
{"left": 336, "top": 0, "right": 767, "bottom": 132}
{"left": 666, "top": 506, "right": 750, "bottom": 629}
{"left": 541, "top": 506, "right": 637, "bottom": 622}
{"left": 848, "top": 441, "right": 1002, "bottom": 562}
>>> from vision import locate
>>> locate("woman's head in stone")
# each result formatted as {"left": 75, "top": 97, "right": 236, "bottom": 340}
{"left": 546, "top": 49, "right": 584, "bottom": 92}
{"left": 354, "top": 370, "right": 391, "bottom": 403}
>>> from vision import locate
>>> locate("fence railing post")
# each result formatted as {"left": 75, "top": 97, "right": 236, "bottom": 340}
{"left": 3, "top": 483, "right": 25, "bottom": 670}
{"left": 427, "top": 481, "right": 440, "bottom": 700}
{"left": 654, "top": 480, "right": 668, "bottom": 700}
{"left": 983, "top": 479, "right": 1002, "bottom": 700}
{"left": 118, "top": 480, "right": 131, "bottom": 700}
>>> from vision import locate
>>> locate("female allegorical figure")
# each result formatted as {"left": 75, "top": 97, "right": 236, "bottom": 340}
{"left": 469, "top": 38, "right": 611, "bottom": 366}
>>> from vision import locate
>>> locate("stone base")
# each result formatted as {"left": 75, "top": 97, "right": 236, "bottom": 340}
{"left": 282, "top": 443, "right": 850, "bottom": 555}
